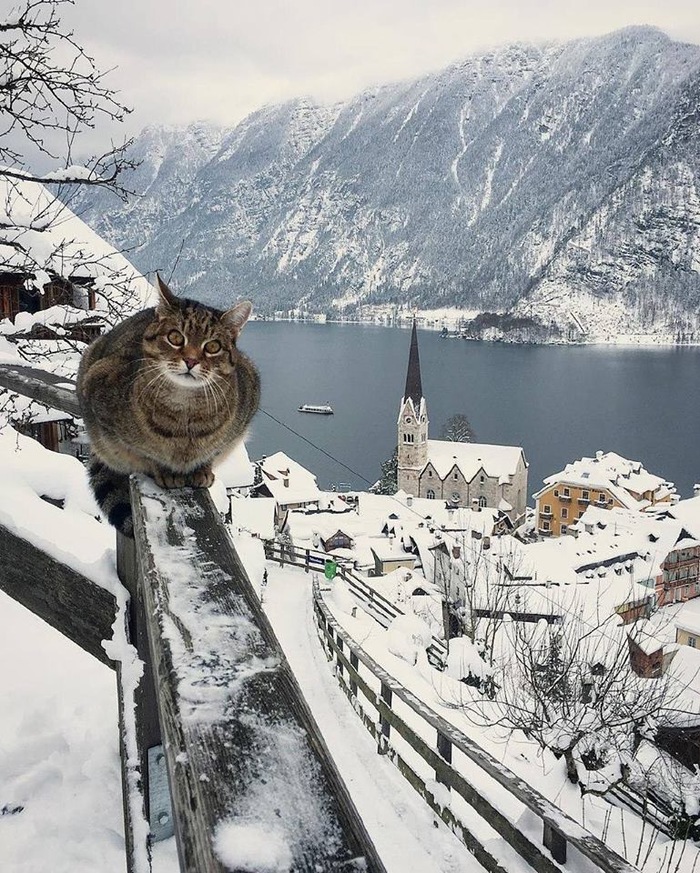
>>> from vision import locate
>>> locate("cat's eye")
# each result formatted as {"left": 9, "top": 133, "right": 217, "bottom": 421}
{"left": 167, "top": 330, "right": 185, "bottom": 347}
{"left": 203, "top": 340, "right": 222, "bottom": 355}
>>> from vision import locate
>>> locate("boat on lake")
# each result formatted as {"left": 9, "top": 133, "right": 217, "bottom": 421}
{"left": 298, "top": 403, "right": 334, "bottom": 415}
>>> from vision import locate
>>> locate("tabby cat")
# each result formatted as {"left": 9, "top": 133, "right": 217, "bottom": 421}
{"left": 77, "top": 274, "right": 260, "bottom": 536}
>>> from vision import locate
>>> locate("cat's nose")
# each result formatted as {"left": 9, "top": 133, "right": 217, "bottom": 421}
{"left": 184, "top": 357, "right": 199, "bottom": 370}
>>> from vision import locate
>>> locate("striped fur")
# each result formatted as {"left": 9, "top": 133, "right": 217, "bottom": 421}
{"left": 77, "top": 275, "right": 260, "bottom": 538}
{"left": 88, "top": 458, "right": 133, "bottom": 537}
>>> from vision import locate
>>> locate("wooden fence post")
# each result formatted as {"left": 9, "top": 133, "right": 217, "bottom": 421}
{"left": 543, "top": 821, "right": 567, "bottom": 864}
{"left": 116, "top": 530, "right": 174, "bottom": 855}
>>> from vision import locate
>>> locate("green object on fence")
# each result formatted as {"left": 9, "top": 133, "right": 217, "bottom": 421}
{"left": 324, "top": 559, "right": 338, "bottom": 580}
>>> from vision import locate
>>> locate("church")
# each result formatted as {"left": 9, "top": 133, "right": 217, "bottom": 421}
{"left": 396, "top": 322, "right": 529, "bottom": 522}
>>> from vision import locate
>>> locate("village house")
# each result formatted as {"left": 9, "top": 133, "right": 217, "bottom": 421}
{"left": 254, "top": 452, "right": 322, "bottom": 528}
{"left": 675, "top": 598, "right": 700, "bottom": 648}
{"left": 533, "top": 450, "right": 677, "bottom": 538}
{"left": 0, "top": 177, "right": 153, "bottom": 456}
{"left": 396, "top": 322, "right": 528, "bottom": 522}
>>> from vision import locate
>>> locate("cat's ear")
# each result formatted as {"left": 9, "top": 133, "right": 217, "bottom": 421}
{"left": 222, "top": 300, "right": 253, "bottom": 336}
{"left": 155, "top": 272, "right": 179, "bottom": 316}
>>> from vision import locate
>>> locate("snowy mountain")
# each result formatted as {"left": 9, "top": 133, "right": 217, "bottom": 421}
{"left": 71, "top": 27, "right": 700, "bottom": 341}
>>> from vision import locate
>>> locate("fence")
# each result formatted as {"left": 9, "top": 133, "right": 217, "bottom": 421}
{"left": 0, "top": 363, "right": 384, "bottom": 873}
{"left": 265, "top": 540, "right": 448, "bottom": 667}
{"left": 313, "top": 578, "right": 642, "bottom": 873}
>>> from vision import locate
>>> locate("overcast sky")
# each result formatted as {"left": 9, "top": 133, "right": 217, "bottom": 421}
{"left": 63, "top": 0, "right": 700, "bottom": 150}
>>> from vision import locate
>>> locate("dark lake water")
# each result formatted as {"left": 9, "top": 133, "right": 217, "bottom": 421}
{"left": 238, "top": 322, "right": 700, "bottom": 504}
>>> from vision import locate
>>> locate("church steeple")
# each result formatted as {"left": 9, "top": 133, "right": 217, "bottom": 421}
{"left": 397, "top": 320, "right": 429, "bottom": 497}
{"left": 403, "top": 320, "right": 423, "bottom": 407}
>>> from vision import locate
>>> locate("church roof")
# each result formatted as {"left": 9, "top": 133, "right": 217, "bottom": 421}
{"left": 403, "top": 320, "right": 423, "bottom": 407}
{"left": 426, "top": 440, "right": 525, "bottom": 483}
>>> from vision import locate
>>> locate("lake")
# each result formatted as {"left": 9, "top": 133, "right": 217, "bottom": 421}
{"left": 238, "top": 322, "right": 700, "bottom": 503}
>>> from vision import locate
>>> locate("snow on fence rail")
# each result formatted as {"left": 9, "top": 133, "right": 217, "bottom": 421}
{"left": 313, "top": 578, "right": 641, "bottom": 873}
{"left": 0, "top": 363, "right": 383, "bottom": 873}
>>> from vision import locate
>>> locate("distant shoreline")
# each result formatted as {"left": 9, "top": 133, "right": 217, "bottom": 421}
{"left": 250, "top": 314, "right": 700, "bottom": 347}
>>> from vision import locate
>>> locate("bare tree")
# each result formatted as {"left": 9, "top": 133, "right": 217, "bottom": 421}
{"left": 0, "top": 1, "right": 143, "bottom": 430}
{"left": 439, "top": 413, "right": 476, "bottom": 443}
{"left": 480, "top": 609, "right": 680, "bottom": 796}
{"left": 0, "top": 0, "right": 135, "bottom": 191}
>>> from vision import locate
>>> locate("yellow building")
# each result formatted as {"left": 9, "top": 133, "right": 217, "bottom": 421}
{"left": 534, "top": 451, "right": 676, "bottom": 537}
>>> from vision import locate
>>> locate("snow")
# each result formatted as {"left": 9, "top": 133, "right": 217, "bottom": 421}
{"left": 0, "top": 426, "right": 120, "bottom": 595}
{"left": 0, "top": 176, "right": 154, "bottom": 317}
{"left": 214, "top": 821, "right": 292, "bottom": 872}
{"left": 250, "top": 559, "right": 482, "bottom": 872}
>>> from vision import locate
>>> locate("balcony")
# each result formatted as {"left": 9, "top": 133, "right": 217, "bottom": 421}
{"left": 559, "top": 495, "right": 572, "bottom": 503}
{"left": 577, "top": 497, "right": 590, "bottom": 506}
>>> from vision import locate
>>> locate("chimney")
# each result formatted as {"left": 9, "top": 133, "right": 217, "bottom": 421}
{"left": 694, "top": 484, "right": 700, "bottom": 498}
{"left": 595, "top": 451, "right": 603, "bottom": 461}
{"left": 406, "top": 495, "right": 413, "bottom": 507}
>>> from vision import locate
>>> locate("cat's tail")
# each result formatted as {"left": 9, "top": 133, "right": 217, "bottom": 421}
{"left": 88, "top": 457, "right": 134, "bottom": 538}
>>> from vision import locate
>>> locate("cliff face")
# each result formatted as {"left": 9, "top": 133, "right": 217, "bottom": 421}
{"left": 72, "top": 27, "right": 700, "bottom": 340}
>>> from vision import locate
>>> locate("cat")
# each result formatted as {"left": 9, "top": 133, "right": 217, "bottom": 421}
{"left": 76, "top": 274, "right": 261, "bottom": 537}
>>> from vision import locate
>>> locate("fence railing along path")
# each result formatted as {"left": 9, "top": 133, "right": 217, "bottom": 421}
{"left": 313, "top": 578, "right": 643, "bottom": 873}
{"left": 265, "top": 541, "right": 448, "bottom": 667}
{"left": 0, "top": 362, "right": 384, "bottom": 873}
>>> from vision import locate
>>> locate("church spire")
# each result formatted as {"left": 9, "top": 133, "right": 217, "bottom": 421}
{"left": 403, "top": 320, "right": 423, "bottom": 408}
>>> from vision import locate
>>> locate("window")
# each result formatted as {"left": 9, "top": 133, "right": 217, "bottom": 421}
{"left": 561, "top": 508, "right": 568, "bottom": 519}
{"left": 478, "top": 496, "right": 487, "bottom": 508}
{"left": 454, "top": 473, "right": 458, "bottom": 480}
{"left": 689, "top": 637, "right": 697, "bottom": 648}
{"left": 582, "top": 490, "right": 589, "bottom": 501}
{"left": 426, "top": 489, "right": 435, "bottom": 499}
{"left": 542, "top": 520, "right": 550, "bottom": 531}
{"left": 578, "top": 510, "right": 585, "bottom": 518}
{"left": 543, "top": 504, "right": 551, "bottom": 514}
{"left": 554, "top": 490, "right": 559, "bottom": 497}
{"left": 563, "top": 487, "right": 570, "bottom": 497}
{"left": 403, "top": 433, "right": 414, "bottom": 443}
{"left": 0, "top": 285, "right": 20, "bottom": 321}
{"left": 480, "top": 475, "right": 485, "bottom": 483}
{"left": 561, "top": 524, "right": 568, "bottom": 534}
{"left": 427, "top": 469, "right": 432, "bottom": 477}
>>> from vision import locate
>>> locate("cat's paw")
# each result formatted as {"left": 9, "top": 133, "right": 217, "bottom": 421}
{"left": 187, "top": 466, "right": 215, "bottom": 488}
{"left": 152, "top": 469, "right": 188, "bottom": 489}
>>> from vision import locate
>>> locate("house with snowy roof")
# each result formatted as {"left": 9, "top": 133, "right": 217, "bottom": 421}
{"left": 0, "top": 176, "right": 152, "bottom": 328}
{"left": 0, "top": 177, "right": 153, "bottom": 456}
{"left": 533, "top": 450, "right": 677, "bottom": 538}
{"left": 255, "top": 451, "right": 322, "bottom": 527}
{"left": 396, "top": 322, "right": 528, "bottom": 521}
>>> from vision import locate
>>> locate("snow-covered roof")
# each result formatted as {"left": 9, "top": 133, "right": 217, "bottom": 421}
{"left": 214, "top": 441, "right": 254, "bottom": 490}
{"left": 0, "top": 176, "right": 154, "bottom": 319}
{"left": 371, "top": 544, "right": 416, "bottom": 564}
{"left": 536, "top": 450, "right": 676, "bottom": 507}
{"left": 258, "top": 451, "right": 321, "bottom": 506}
{"left": 426, "top": 440, "right": 524, "bottom": 483}
{"left": 675, "top": 599, "right": 700, "bottom": 637}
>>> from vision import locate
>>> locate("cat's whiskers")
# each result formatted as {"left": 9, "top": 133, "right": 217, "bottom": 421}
{"left": 136, "top": 366, "right": 168, "bottom": 403}
{"left": 208, "top": 373, "right": 232, "bottom": 413}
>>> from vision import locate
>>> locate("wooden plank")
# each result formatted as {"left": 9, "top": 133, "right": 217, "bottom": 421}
{"left": 0, "top": 523, "right": 116, "bottom": 667}
{"left": 130, "top": 477, "right": 383, "bottom": 873}
{"left": 116, "top": 531, "right": 171, "bottom": 868}
{"left": 0, "top": 364, "right": 80, "bottom": 417}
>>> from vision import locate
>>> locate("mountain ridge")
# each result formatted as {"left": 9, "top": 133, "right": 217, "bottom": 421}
{"left": 70, "top": 26, "right": 700, "bottom": 341}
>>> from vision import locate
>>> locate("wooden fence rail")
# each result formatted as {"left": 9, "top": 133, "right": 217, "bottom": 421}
{"left": 0, "top": 362, "right": 384, "bottom": 873}
{"left": 313, "top": 579, "right": 642, "bottom": 873}
{"left": 265, "top": 541, "right": 448, "bottom": 667}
